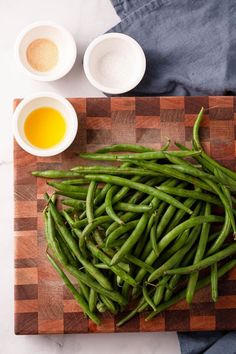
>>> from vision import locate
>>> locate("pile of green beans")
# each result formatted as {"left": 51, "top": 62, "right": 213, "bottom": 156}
{"left": 33, "top": 108, "right": 236, "bottom": 326}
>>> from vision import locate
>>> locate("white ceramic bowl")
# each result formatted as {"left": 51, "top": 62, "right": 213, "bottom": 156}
{"left": 83, "top": 33, "right": 146, "bottom": 94}
{"left": 15, "top": 21, "right": 77, "bottom": 81}
{"left": 13, "top": 92, "right": 78, "bottom": 157}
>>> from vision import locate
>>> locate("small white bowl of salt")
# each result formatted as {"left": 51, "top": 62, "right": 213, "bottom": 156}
{"left": 83, "top": 33, "right": 146, "bottom": 94}
{"left": 15, "top": 21, "right": 77, "bottom": 82}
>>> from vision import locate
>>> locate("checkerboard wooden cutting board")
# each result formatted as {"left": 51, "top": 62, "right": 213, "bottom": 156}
{"left": 14, "top": 96, "right": 236, "bottom": 334}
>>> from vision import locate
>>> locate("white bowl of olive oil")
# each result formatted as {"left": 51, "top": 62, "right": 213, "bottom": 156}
{"left": 15, "top": 21, "right": 77, "bottom": 81}
{"left": 13, "top": 92, "right": 78, "bottom": 157}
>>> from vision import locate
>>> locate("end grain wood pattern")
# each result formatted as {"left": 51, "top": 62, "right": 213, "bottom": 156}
{"left": 14, "top": 96, "right": 236, "bottom": 335}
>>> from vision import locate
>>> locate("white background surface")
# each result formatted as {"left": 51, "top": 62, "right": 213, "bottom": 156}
{"left": 0, "top": 1, "right": 181, "bottom": 353}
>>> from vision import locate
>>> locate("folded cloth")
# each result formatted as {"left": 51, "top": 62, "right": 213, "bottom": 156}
{"left": 108, "top": 0, "right": 236, "bottom": 96}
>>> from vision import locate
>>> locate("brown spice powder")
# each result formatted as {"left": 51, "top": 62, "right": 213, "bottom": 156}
{"left": 26, "top": 38, "right": 58, "bottom": 72}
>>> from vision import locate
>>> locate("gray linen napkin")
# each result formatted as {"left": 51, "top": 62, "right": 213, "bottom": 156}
{"left": 108, "top": 0, "right": 236, "bottom": 96}
{"left": 108, "top": 1, "right": 236, "bottom": 353}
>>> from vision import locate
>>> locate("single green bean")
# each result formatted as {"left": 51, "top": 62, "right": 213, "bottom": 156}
{"left": 55, "top": 191, "right": 87, "bottom": 200}
{"left": 48, "top": 182, "right": 89, "bottom": 194}
{"left": 80, "top": 150, "right": 200, "bottom": 161}
{"left": 105, "top": 185, "right": 124, "bottom": 225}
{"left": 143, "top": 285, "right": 156, "bottom": 311}
{"left": 211, "top": 263, "right": 218, "bottom": 302}
{"left": 95, "top": 143, "right": 155, "bottom": 153}
{"left": 186, "top": 203, "right": 211, "bottom": 304}
{"left": 62, "top": 199, "right": 86, "bottom": 210}
{"left": 89, "top": 288, "right": 97, "bottom": 312}
{"left": 32, "top": 170, "right": 82, "bottom": 178}
{"left": 86, "top": 181, "right": 97, "bottom": 223}
{"left": 71, "top": 166, "right": 161, "bottom": 177}
{"left": 114, "top": 202, "right": 152, "bottom": 213}
{"left": 125, "top": 254, "right": 155, "bottom": 273}
{"left": 62, "top": 179, "right": 89, "bottom": 185}
{"left": 207, "top": 213, "right": 231, "bottom": 255}
{"left": 153, "top": 275, "right": 171, "bottom": 306}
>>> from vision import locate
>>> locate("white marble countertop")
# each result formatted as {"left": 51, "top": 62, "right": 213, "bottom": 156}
{"left": 0, "top": 1, "right": 180, "bottom": 353}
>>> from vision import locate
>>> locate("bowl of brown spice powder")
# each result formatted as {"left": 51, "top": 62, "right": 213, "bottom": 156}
{"left": 15, "top": 21, "right": 77, "bottom": 81}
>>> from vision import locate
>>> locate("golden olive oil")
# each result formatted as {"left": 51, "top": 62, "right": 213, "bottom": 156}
{"left": 24, "top": 107, "right": 66, "bottom": 149}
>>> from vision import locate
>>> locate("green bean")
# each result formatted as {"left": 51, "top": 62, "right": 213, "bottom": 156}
{"left": 80, "top": 150, "right": 200, "bottom": 161}
{"left": 165, "top": 197, "right": 197, "bottom": 234}
{"left": 95, "top": 144, "right": 156, "bottom": 153}
{"left": 62, "top": 199, "right": 86, "bottom": 210}
{"left": 105, "top": 212, "right": 136, "bottom": 236}
{"left": 137, "top": 202, "right": 167, "bottom": 260}
{"left": 67, "top": 264, "right": 127, "bottom": 306}
{"left": 164, "top": 153, "right": 218, "bottom": 182}
{"left": 214, "top": 168, "right": 236, "bottom": 192}
{"left": 71, "top": 166, "right": 162, "bottom": 177}
{"left": 211, "top": 263, "right": 218, "bottom": 302}
{"left": 89, "top": 288, "right": 97, "bottom": 312}
{"left": 125, "top": 254, "right": 155, "bottom": 273}
{"left": 192, "top": 107, "right": 204, "bottom": 151}
{"left": 114, "top": 202, "right": 152, "bottom": 213}
{"left": 133, "top": 161, "right": 214, "bottom": 193}
{"left": 97, "top": 301, "right": 106, "bottom": 313}
{"left": 100, "top": 295, "right": 117, "bottom": 314}
{"left": 117, "top": 297, "right": 147, "bottom": 326}
{"left": 56, "top": 230, "right": 78, "bottom": 267}
{"left": 45, "top": 209, "right": 68, "bottom": 266}
{"left": 153, "top": 275, "right": 171, "bottom": 306}
{"left": 86, "top": 240, "right": 137, "bottom": 287}
{"left": 157, "top": 202, "right": 202, "bottom": 265}
{"left": 164, "top": 247, "right": 196, "bottom": 301}
{"left": 49, "top": 200, "right": 113, "bottom": 290}
{"left": 165, "top": 242, "right": 236, "bottom": 275}
{"left": 156, "top": 215, "right": 223, "bottom": 256}
{"left": 146, "top": 259, "right": 236, "bottom": 321}
{"left": 186, "top": 203, "right": 211, "bottom": 304}
{"left": 47, "top": 254, "right": 100, "bottom": 324}
{"left": 86, "top": 181, "right": 97, "bottom": 223}
{"left": 192, "top": 108, "right": 236, "bottom": 181}
{"left": 94, "top": 183, "right": 112, "bottom": 206}
{"left": 133, "top": 201, "right": 197, "bottom": 293}
{"left": 150, "top": 216, "right": 159, "bottom": 256}
{"left": 157, "top": 186, "right": 221, "bottom": 206}
{"left": 105, "top": 220, "right": 139, "bottom": 247}
{"left": 148, "top": 224, "right": 201, "bottom": 282}
{"left": 110, "top": 213, "right": 149, "bottom": 266}
{"left": 62, "top": 179, "right": 89, "bottom": 185}
{"left": 32, "top": 170, "right": 82, "bottom": 178}
{"left": 161, "top": 138, "right": 171, "bottom": 151}
{"left": 85, "top": 175, "right": 193, "bottom": 215}
{"left": 78, "top": 216, "right": 112, "bottom": 247}
{"left": 143, "top": 285, "right": 156, "bottom": 311}
{"left": 105, "top": 185, "right": 124, "bottom": 225}
{"left": 206, "top": 179, "right": 236, "bottom": 235}
{"left": 207, "top": 213, "right": 231, "bottom": 255}
{"left": 47, "top": 182, "right": 89, "bottom": 194}
{"left": 55, "top": 191, "right": 87, "bottom": 200}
